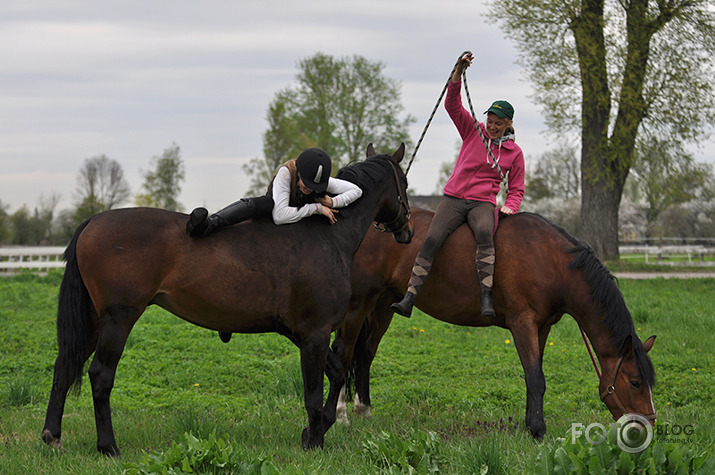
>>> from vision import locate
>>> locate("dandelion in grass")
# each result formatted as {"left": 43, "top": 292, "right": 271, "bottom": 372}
{"left": 420, "top": 329, "right": 425, "bottom": 333}
{"left": 549, "top": 342, "right": 554, "bottom": 346}
{"left": 505, "top": 339, "right": 510, "bottom": 344}
{"left": 194, "top": 383, "right": 200, "bottom": 387}
{"left": 692, "top": 368, "right": 696, "bottom": 371}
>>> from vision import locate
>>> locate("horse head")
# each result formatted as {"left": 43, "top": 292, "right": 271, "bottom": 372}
{"left": 366, "top": 143, "right": 413, "bottom": 244}
{"left": 600, "top": 334, "right": 657, "bottom": 424}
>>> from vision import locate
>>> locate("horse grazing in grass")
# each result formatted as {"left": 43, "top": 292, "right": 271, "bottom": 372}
{"left": 336, "top": 208, "right": 656, "bottom": 439}
{"left": 41, "top": 144, "right": 413, "bottom": 456}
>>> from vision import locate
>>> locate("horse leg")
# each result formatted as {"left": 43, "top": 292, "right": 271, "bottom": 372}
{"left": 300, "top": 328, "right": 331, "bottom": 450}
{"left": 511, "top": 318, "right": 548, "bottom": 440}
{"left": 42, "top": 344, "right": 95, "bottom": 449}
{"left": 321, "top": 336, "right": 346, "bottom": 432}
{"left": 334, "top": 298, "right": 378, "bottom": 424}
{"left": 88, "top": 304, "right": 141, "bottom": 456}
{"left": 354, "top": 291, "right": 395, "bottom": 418}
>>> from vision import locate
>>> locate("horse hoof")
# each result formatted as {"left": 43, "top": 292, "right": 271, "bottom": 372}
{"left": 98, "top": 444, "right": 122, "bottom": 457}
{"left": 529, "top": 425, "right": 546, "bottom": 441}
{"left": 41, "top": 429, "right": 63, "bottom": 449}
{"left": 336, "top": 411, "right": 350, "bottom": 425}
{"left": 301, "top": 428, "right": 324, "bottom": 450}
{"left": 354, "top": 404, "right": 372, "bottom": 418}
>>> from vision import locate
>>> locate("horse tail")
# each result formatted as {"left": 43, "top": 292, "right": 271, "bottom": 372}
{"left": 55, "top": 219, "right": 95, "bottom": 393}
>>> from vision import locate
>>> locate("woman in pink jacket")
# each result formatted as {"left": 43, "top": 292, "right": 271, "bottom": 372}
{"left": 391, "top": 52, "right": 525, "bottom": 318}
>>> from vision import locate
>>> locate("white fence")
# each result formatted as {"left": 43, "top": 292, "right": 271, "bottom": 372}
{"left": 0, "top": 247, "right": 66, "bottom": 276}
{"left": 619, "top": 245, "right": 715, "bottom": 265}
{"left": 1, "top": 243, "right": 713, "bottom": 277}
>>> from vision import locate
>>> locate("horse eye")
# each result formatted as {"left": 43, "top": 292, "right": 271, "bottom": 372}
{"left": 630, "top": 380, "right": 641, "bottom": 389}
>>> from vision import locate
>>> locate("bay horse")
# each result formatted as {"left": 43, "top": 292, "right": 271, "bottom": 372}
{"left": 336, "top": 208, "right": 656, "bottom": 439}
{"left": 41, "top": 144, "right": 413, "bottom": 456}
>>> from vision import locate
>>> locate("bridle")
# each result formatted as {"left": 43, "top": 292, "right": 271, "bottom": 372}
{"left": 373, "top": 159, "right": 412, "bottom": 235}
{"left": 599, "top": 356, "right": 657, "bottom": 422}
{"left": 580, "top": 326, "right": 657, "bottom": 421}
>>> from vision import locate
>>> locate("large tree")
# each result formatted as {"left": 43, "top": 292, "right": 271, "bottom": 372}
{"left": 135, "top": 143, "right": 186, "bottom": 211}
{"left": 74, "top": 155, "right": 131, "bottom": 223}
{"left": 491, "top": 0, "right": 715, "bottom": 259}
{"left": 245, "top": 53, "right": 415, "bottom": 194}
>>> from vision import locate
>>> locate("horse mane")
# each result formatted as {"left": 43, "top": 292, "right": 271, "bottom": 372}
{"left": 336, "top": 154, "right": 394, "bottom": 193}
{"left": 517, "top": 212, "right": 656, "bottom": 388}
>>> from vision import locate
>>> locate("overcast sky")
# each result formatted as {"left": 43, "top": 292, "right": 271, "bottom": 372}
{"left": 1, "top": 1, "right": 713, "bottom": 215}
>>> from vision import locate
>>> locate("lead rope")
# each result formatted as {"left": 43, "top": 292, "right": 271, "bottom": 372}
{"left": 462, "top": 69, "right": 508, "bottom": 193}
{"left": 405, "top": 52, "right": 509, "bottom": 195}
{"left": 404, "top": 52, "right": 471, "bottom": 175}
{"left": 579, "top": 325, "right": 601, "bottom": 379}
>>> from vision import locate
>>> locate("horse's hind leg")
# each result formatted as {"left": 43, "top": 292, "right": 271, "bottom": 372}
{"left": 88, "top": 304, "right": 142, "bottom": 456}
{"left": 354, "top": 292, "right": 396, "bottom": 417}
{"left": 299, "top": 328, "right": 331, "bottom": 450}
{"left": 42, "top": 344, "right": 95, "bottom": 449}
{"left": 322, "top": 336, "right": 346, "bottom": 431}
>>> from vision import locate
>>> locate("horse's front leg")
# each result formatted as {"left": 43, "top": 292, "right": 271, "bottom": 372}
{"left": 299, "top": 328, "right": 331, "bottom": 450}
{"left": 510, "top": 318, "right": 549, "bottom": 440}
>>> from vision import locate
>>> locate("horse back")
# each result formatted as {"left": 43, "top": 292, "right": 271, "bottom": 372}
{"left": 353, "top": 209, "right": 585, "bottom": 327}
{"left": 75, "top": 207, "right": 353, "bottom": 333}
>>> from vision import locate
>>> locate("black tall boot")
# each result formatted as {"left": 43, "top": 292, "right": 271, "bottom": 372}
{"left": 186, "top": 196, "right": 274, "bottom": 237}
{"left": 480, "top": 289, "right": 495, "bottom": 317}
{"left": 390, "top": 291, "right": 416, "bottom": 318}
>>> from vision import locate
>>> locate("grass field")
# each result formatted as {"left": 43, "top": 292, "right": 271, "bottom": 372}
{"left": 0, "top": 271, "right": 713, "bottom": 473}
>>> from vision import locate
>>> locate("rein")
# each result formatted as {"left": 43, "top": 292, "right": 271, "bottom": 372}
{"left": 373, "top": 159, "right": 412, "bottom": 235}
{"left": 580, "top": 325, "right": 657, "bottom": 421}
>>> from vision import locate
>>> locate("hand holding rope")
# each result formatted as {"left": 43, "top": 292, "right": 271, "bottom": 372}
{"left": 406, "top": 51, "right": 509, "bottom": 195}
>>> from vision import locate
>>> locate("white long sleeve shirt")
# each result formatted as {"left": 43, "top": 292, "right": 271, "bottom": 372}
{"left": 270, "top": 166, "right": 363, "bottom": 225}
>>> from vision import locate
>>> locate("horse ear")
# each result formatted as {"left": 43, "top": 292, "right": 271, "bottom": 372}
{"left": 391, "top": 143, "right": 405, "bottom": 163}
{"left": 642, "top": 335, "right": 656, "bottom": 353}
{"left": 620, "top": 334, "right": 635, "bottom": 359}
{"left": 366, "top": 143, "right": 376, "bottom": 157}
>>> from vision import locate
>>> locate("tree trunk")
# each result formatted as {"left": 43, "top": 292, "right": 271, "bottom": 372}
{"left": 581, "top": 176, "right": 622, "bottom": 260}
{"left": 571, "top": 0, "right": 620, "bottom": 260}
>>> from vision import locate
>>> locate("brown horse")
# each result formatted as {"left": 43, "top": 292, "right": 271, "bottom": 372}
{"left": 336, "top": 208, "right": 656, "bottom": 439}
{"left": 41, "top": 144, "right": 413, "bottom": 456}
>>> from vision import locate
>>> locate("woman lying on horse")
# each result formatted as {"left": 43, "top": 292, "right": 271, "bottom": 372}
{"left": 186, "top": 147, "right": 363, "bottom": 236}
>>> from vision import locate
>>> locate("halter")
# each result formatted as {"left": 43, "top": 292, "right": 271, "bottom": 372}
{"left": 373, "top": 159, "right": 412, "bottom": 235}
{"left": 580, "top": 326, "right": 657, "bottom": 421}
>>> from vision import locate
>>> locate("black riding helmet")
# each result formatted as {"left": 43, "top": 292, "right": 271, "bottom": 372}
{"left": 296, "top": 148, "right": 331, "bottom": 194}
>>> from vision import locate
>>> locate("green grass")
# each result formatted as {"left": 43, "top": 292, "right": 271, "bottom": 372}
{"left": 606, "top": 257, "right": 715, "bottom": 273}
{"left": 0, "top": 271, "right": 713, "bottom": 473}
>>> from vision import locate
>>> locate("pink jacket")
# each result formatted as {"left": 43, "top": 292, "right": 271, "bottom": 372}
{"left": 443, "top": 81, "right": 525, "bottom": 212}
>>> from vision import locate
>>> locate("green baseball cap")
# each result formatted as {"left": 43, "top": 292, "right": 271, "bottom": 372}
{"left": 484, "top": 100, "right": 514, "bottom": 120}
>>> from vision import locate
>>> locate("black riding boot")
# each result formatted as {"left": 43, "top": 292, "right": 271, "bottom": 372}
{"left": 186, "top": 196, "right": 274, "bottom": 237}
{"left": 480, "top": 289, "right": 495, "bottom": 317}
{"left": 390, "top": 291, "right": 416, "bottom": 318}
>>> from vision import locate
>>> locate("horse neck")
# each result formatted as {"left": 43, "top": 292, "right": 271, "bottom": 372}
{"left": 573, "top": 311, "right": 621, "bottom": 369}
{"left": 330, "top": 180, "right": 391, "bottom": 257}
